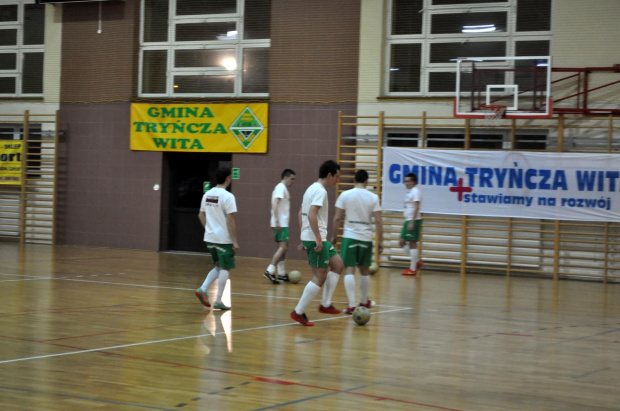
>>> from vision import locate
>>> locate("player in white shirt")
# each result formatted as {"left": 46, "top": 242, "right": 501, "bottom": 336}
{"left": 290, "top": 160, "right": 344, "bottom": 326}
{"left": 263, "top": 169, "right": 296, "bottom": 284}
{"left": 400, "top": 173, "right": 423, "bottom": 275}
{"left": 331, "top": 170, "right": 383, "bottom": 314}
{"left": 195, "top": 167, "right": 239, "bottom": 310}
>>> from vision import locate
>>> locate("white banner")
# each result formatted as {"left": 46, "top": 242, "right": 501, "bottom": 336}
{"left": 382, "top": 148, "right": 620, "bottom": 222}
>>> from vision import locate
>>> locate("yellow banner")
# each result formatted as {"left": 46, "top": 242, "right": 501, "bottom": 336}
{"left": 0, "top": 141, "right": 23, "bottom": 185}
{"left": 130, "top": 103, "right": 268, "bottom": 153}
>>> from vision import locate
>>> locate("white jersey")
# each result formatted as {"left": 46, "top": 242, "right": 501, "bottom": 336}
{"left": 300, "top": 182, "right": 329, "bottom": 241}
{"left": 335, "top": 187, "right": 381, "bottom": 242}
{"left": 270, "top": 182, "right": 290, "bottom": 227}
{"left": 200, "top": 187, "right": 237, "bottom": 244}
{"left": 404, "top": 186, "right": 422, "bottom": 221}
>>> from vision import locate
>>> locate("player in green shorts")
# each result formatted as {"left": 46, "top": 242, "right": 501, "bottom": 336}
{"left": 195, "top": 167, "right": 239, "bottom": 311}
{"left": 263, "top": 169, "right": 296, "bottom": 284}
{"left": 331, "top": 169, "right": 383, "bottom": 314}
{"left": 290, "top": 160, "right": 344, "bottom": 326}
{"left": 400, "top": 173, "right": 423, "bottom": 276}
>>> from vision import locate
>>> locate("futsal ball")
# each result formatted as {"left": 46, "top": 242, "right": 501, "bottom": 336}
{"left": 368, "top": 263, "right": 379, "bottom": 275}
{"left": 352, "top": 306, "right": 370, "bottom": 326}
{"left": 288, "top": 270, "right": 302, "bottom": 284}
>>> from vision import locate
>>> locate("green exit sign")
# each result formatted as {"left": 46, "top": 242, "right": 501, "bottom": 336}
{"left": 203, "top": 181, "right": 210, "bottom": 192}
{"left": 232, "top": 168, "right": 240, "bottom": 180}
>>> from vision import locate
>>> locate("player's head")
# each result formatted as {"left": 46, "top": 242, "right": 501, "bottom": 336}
{"left": 281, "top": 169, "right": 296, "bottom": 186}
{"left": 215, "top": 167, "right": 232, "bottom": 185}
{"left": 318, "top": 160, "right": 340, "bottom": 178}
{"left": 355, "top": 169, "right": 369, "bottom": 184}
{"left": 281, "top": 169, "right": 295, "bottom": 179}
{"left": 318, "top": 160, "right": 340, "bottom": 187}
{"left": 404, "top": 173, "right": 417, "bottom": 189}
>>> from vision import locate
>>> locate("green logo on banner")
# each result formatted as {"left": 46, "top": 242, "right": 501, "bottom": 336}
{"left": 229, "top": 107, "right": 265, "bottom": 150}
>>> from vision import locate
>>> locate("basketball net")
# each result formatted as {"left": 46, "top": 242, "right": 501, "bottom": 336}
{"left": 480, "top": 104, "right": 506, "bottom": 126}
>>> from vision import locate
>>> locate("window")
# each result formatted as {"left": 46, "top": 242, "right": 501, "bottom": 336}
{"left": 0, "top": 1, "right": 45, "bottom": 97}
{"left": 140, "top": 0, "right": 270, "bottom": 98}
{"left": 386, "top": 128, "right": 547, "bottom": 149}
{"left": 387, "top": 0, "right": 552, "bottom": 96}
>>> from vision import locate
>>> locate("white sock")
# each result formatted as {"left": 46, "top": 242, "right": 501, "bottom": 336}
{"left": 201, "top": 267, "right": 219, "bottom": 291}
{"left": 295, "top": 281, "right": 321, "bottom": 314}
{"left": 359, "top": 275, "right": 370, "bottom": 304}
{"left": 321, "top": 271, "right": 340, "bottom": 307}
{"left": 411, "top": 248, "right": 419, "bottom": 270}
{"left": 344, "top": 274, "right": 356, "bottom": 307}
{"left": 267, "top": 264, "right": 276, "bottom": 274}
{"left": 215, "top": 269, "right": 229, "bottom": 304}
{"left": 277, "top": 260, "right": 286, "bottom": 275}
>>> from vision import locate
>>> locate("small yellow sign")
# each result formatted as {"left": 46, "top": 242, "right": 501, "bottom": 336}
{"left": 130, "top": 103, "right": 268, "bottom": 153}
{"left": 0, "top": 141, "right": 23, "bottom": 185}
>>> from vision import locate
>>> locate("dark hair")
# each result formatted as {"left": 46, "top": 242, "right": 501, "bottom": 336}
{"left": 318, "top": 160, "right": 340, "bottom": 179}
{"left": 281, "top": 169, "right": 296, "bottom": 179}
{"left": 405, "top": 173, "right": 417, "bottom": 184}
{"left": 215, "top": 167, "right": 232, "bottom": 184}
{"left": 355, "top": 169, "right": 369, "bottom": 183}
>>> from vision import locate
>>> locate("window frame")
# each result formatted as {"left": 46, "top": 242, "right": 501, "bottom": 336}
{"left": 138, "top": 0, "right": 270, "bottom": 98}
{"left": 385, "top": 0, "right": 552, "bottom": 97}
{"left": 0, "top": 0, "right": 44, "bottom": 98}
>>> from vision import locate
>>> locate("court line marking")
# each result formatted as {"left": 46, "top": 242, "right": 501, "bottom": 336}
{"left": 0, "top": 384, "right": 177, "bottom": 411}
{"left": 7, "top": 276, "right": 413, "bottom": 309}
{"left": 0, "top": 307, "right": 413, "bottom": 365}
{"left": 251, "top": 379, "right": 464, "bottom": 411}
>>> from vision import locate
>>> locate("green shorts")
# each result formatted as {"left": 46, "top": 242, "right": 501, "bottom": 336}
{"left": 400, "top": 219, "right": 423, "bottom": 242}
{"left": 340, "top": 238, "right": 372, "bottom": 267}
{"left": 272, "top": 227, "right": 289, "bottom": 243}
{"left": 302, "top": 240, "right": 338, "bottom": 268}
{"left": 206, "top": 242, "right": 236, "bottom": 270}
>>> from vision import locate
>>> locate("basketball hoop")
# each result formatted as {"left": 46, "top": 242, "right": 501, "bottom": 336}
{"left": 480, "top": 104, "right": 506, "bottom": 126}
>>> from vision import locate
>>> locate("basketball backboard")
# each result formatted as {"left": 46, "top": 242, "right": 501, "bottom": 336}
{"left": 454, "top": 56, "right": 552, "bottom": 119}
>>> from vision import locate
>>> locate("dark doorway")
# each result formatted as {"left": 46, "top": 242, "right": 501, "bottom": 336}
{"left": 161, "top": 152, "right": 232, "bottom": 252}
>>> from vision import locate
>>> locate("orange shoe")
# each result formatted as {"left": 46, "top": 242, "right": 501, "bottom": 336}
{"left": 195, "top": 288, "right": 211, "bottom": 307}
{"left": 401, "top": 269, "right": 417, "bottom": 276}
{"left": 416, "top": 260, "right": 423, "bottom": 270}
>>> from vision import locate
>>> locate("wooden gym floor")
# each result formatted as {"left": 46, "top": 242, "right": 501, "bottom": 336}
{"left": 1, "top": 243, "right": 620, "bottom": 410}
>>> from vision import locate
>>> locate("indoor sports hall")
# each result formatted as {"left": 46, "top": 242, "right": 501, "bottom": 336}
{"left": 1, "top": 0, "right": 620, "bottom": 409}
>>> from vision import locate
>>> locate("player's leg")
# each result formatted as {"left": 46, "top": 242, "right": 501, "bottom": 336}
{"left": 343, "top": 266, "right": 357, "bottom": 314}
{"left": 291, "top": 241, "right": 329, "bottom": 325}
{"left": 264, "top": 228, "right": 283, "bottom": 284}
{"left": 401, "top": 220, "right": 418, "bottom": 275}
{"left": 357, "top": 241, "right": 375, "bottom": 308}
{"left": 319, "top": 244, "right": 343, "bottom": 314}
{"left": 195, "top": 243, "right": 220, "bottom": 307}
{"left": 340, "top": 238, "right": 358, "bottom": 314}
{"left": 408, "top": 220, "right": 423, "bottom": 272}
{"left": 213, "top": 244, "right": 235, "bottom": 310}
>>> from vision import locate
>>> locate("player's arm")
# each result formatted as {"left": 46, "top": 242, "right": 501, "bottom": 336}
{"left": 307, "top": 205, "right": 323, "bottom": 252}
{"left": 373, "top": 209, "right": 383, "bottom": 253}
{"left": 198, "top": 211, "right": 206, "bottom": 228}
{"left": 330, "top": 207, "right": 344, "bottom": 245}
{"left": 271, "top": 197, "right": 282, "bottom": 230}
{"left": 409, "top": 201, "right": 420, "bottom": 231}
{"left": 226, "top": 212, "right": 240, "bottom": 252}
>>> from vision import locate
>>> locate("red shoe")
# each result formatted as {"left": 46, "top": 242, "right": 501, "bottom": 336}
{"left": 359, "top": 299, "right": 376, "bottom": 309}
{"left": 290, "top": 310, "right": 314, "bottom": 326}
{"left": 318, "top": 304, "right": 342, "bottom": 314}
{"left": 416, "top": 260, "right": 423, "bottom": 270}
{"left": 344, "top": 306, "right": 356, "bottom": 315}
{"left": 401, "top": 269, "right": 417, "bottom": 276}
